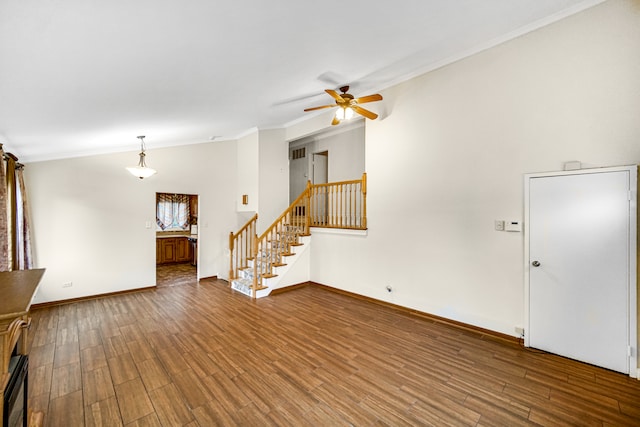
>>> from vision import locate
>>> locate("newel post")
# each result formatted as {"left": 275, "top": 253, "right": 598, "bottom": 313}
{"left": 305, "top": 181, "right": 312, "bottom": 233}
{"left": 228, "top": 232, "right": 235, "bottom": 282}
{"left": 362, "top": 172, "right": 367, "bottom": 229}
{"left": 252, "top": 233, "right": 259, "bottom": 299}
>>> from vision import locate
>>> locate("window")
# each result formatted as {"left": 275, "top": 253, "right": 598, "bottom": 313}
{"left": 156, "top": 193, "right": 190, "bottom": 231}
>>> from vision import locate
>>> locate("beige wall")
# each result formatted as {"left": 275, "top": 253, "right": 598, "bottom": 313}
{"left": 25, "top": 141, "right": 237, "bottom": 303}
{"left": 310, "top": 0, "right": 640, "bottom": 337}
{"left": 257, "top": 128, "right": 289, "bottom": 233}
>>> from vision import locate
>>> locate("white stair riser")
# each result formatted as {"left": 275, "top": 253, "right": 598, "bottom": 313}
{"left": 233, "top": 233, "right": 311, "bottom": 299}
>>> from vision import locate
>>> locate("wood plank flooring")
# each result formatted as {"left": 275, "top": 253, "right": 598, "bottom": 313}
{"left": 26, "top": 278, "right": 640, "bottom": 426}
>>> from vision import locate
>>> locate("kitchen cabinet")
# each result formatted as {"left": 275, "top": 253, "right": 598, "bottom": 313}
{"left": 156, "top": 236, "right": 192, "bottom": 265}
{"left": 176, "top": 237, "right": 190, "bottom": 262}
{"left": 190, "top": 195, "right": 198, "bottom": 222}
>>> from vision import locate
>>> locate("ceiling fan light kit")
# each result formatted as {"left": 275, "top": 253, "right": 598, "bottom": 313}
{"left": 126, "top": 135, "right": 157, "bottom": 179}
{"left": 336, "top": 106, "right": 354, "bottom": 121}
{"left": 304, "top": 86, "right": 382, "bottom": 126}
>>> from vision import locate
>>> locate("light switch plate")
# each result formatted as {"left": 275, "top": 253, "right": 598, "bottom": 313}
{"left": 505, "top": 220, "right": 522, "bottom": 232}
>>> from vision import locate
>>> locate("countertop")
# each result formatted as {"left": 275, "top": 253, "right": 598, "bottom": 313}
{"left": 156, "top": 233, "right": 197, "bottom": 241}
{"left": 0, "top": 269, "right": 45, "bottom": 322}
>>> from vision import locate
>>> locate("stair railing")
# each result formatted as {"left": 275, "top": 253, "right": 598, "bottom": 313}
{"left": 229, "top": 173, "right": 367, "bottom": 297}
{"left": 228, "top": 213, "right": 258, "bottom": 282}
{"left": 251, "top": 184, "right": 311, "bottom": 296}
{"left": 309, "top": 173, "right": 367, "bottom": 229}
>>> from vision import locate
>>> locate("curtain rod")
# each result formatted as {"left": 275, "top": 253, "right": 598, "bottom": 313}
{"left": 1, "top": 143, "right": 19, "bottom": 162}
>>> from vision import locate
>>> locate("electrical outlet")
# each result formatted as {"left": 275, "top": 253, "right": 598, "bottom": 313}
{"left": 495, "top": 220, "right": 505, "bottom": 231}
{"left": 62, "top": 282, "right": 72, "bottom": 288}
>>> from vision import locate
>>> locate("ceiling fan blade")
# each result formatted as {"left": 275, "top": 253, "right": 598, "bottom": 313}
{"left": 352, "top": 105, "right": 378, "bottom": 120}
{"left": 303, "top": 105, "right": 335, "bottom": 112}
{"left": 326, "top": 89, "right": 345, "bottom": 102}
{"left": 331, "top": 116, "right": 341, "bottom": 126}
{"left": 355, "top": 94, "right": 383, "bottom": 104}
{"left": 317, "top": 71, "right": 345, "bottom": 87}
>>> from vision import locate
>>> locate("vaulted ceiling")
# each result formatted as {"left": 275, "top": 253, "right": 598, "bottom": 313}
{"left": 0, "top": 0, "right": 604, "bottom": 162}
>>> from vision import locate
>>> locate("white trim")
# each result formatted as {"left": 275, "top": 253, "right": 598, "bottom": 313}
{"left": 230, "top": 126, "right": 259, "bottom": 140}
{"left": 371, "top": 0, "right": 607, "bottom": 94}
{"left": 523, "top": 165, "right": 638, "bottom": 377}
{"left": 310, "top": 227, "right": 368, "bottom": 237}
{"left": 288, "top": 120, "right": 365, "bottom": 147}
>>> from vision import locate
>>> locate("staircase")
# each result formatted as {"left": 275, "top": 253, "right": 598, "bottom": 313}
{"left": 229, "top": 173, "right": 367, "bottom": 298}
{"left": 231, "top": 224, "right": 310, "bottom": 297}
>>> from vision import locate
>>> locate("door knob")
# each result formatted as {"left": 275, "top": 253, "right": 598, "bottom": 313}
{"left": 531, "top": 260, "right": 541, "bottom": 267}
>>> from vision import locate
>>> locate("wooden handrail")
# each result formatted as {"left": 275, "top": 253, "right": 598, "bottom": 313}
{"left": 228, "top": 213, "right": 258, "bottom": 282}
{"left": 229, "top": 173, "right": 367, "bottom": 297}
{"left": 252, "top": 185, "right": 310, "bottom": 294}
{"left": 309, "top": 173, "right": 367, "bottom": 229}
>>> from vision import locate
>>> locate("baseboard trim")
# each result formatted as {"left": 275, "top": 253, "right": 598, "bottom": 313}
{"left": 270, "top": 282, "right": 310, "bottom": 295}
{"left": 30, "top": 278, "right": 519, "bottom": 345}
{"left": 308, "top": 281, "right": 520, "bottom": 345}
{"left": 31, "top": 286, "right": 156, "bottom": 310}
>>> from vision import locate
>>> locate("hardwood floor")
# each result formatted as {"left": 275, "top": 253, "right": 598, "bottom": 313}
{"left": 155, "top": 263, "right": 197, "bottom": 288}
{"left": 27, "top": 279, "right": 640, "bottom": 426}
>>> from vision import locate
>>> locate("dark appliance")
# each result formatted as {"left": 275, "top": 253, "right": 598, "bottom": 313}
{"left": 3, "top": 354, "right": 28, "bottom": 427}
{"left": 188, "top": 236, "right": 197, "bottom": 266}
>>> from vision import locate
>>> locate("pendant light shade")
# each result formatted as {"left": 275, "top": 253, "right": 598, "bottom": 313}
{"left": 126, "top": 135, "right": 156, "bottom": 179}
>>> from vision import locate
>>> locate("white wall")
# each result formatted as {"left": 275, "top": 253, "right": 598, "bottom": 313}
{"left": 257, "top": 128, "right": 289, "bottom": 233}
{"left": 288, "top": 122, "right": 366, "bottom": 202}
{"left": 313, "top": 122, "right": 365, "bottom": 183}
{"left": 25, "top": 140, "right": 237, "bottom": 303}
{"left": 236, "top": 130, "right": 259, "bottom": 212}
{"left": 309, "top": 0, "right": 640, "bottom": 336}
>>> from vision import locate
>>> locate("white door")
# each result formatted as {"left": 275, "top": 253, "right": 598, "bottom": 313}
{"left": 312, "top": 151, "right": 328, "bottom": 185}
{"left": 527, "top": 168, "right": 636, "bottom": 374}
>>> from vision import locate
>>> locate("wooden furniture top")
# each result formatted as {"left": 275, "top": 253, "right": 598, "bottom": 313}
{"left": 0, "top": 269, "right": 45, "bottom": 322}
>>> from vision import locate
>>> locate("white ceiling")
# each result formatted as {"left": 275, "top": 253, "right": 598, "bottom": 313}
{"left": 0, "top": 0, "right": 604, "bottom": 162}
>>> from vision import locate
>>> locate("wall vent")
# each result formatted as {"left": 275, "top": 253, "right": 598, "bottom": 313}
{"left": 291, "top": 147, "right": 306, "bottom": 160}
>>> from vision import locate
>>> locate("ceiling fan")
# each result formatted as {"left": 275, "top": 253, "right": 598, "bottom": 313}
{"left": 303, "top": 86, "right": 383, "bottom": 126}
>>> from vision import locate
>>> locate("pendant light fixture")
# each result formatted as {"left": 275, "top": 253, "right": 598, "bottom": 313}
{"left": 126, "top": 135, "right": 157, "bottom": 179}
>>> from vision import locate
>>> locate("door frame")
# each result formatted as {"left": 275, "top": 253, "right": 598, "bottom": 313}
{"left": 523, "top": 165, "right": 638, "bottom": 377}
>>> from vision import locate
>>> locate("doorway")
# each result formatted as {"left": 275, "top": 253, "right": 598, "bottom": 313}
{"left": 155, "top": 192, "right": 199, "bottom": 287}
{"left": 312, "top": 151, "right": 328, "bottom": 185}
{"left": 289, "top": 145, "right": 308, "bottom": 203}
{"left": 524, "top": 166, "right": 637, "bottom": 375}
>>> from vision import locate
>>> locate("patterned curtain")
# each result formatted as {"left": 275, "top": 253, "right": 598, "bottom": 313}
{"left": 5, "top": 153, "right": 17, "bottom": 270}
{"left": 16, "top": 165, "right": 33, "bottom": 269}
{"left": 156, "top": 193, "right": 190, "bottom": 230}
{"left": 0, "top": 144, "right": 8, "bottom": 271}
